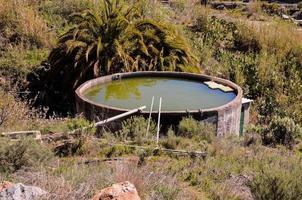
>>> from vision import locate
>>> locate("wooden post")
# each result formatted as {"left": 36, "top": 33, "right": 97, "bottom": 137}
{"left": 146, "top": 96, "right": 154, "bottom": 138}
{"left": 156, "top": 97, "right": 162, "bottom": 146}
{"left": 95, "top": 106, "right": 146, "bottom": 127}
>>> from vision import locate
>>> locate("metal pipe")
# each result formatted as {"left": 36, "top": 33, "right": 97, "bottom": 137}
{"left": 146, "top": 96, "right": 154, "bottom": 138}
{"left": 95, "top": 106, "right": 146, "bottom": 127}
{"left": 156, "top": 97, "right": 162, "bottom": 146}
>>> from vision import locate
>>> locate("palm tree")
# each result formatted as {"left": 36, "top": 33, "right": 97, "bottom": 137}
{"left": 28, "top": 0, "right": 200, "bottom": 114}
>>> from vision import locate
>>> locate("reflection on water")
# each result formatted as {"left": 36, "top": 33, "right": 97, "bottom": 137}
{"left": 104, "top": 78, "right": 157, "bottom": 100}
{"left": 84, "top": 77, "right": 236, "bottom": 111}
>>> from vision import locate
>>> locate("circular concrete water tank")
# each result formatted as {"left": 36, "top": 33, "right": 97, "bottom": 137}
{"left": 75, "top": 71, "right": 242, "bottom": 136}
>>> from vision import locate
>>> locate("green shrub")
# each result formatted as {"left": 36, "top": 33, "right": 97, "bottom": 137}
{"left": 161, "top": 128, "right": 180, "bottom": 150}
{"left": 66, "top": 116, "right": 94, "bottom": 134}
{"left": 261, "top": 3, "right": 282, "bottom": 16}
{"left": 233, "top": 24, "right": 261, "bottom": 53}
{"left": 262, "top": 116, "right": 302, "bottom": 148}
{"left": 119, "top": 116, "right": 156, "bottom": 145}
{"left": 28, "top": 0, "right": 200, "bottom": 114}
{"left": 249, "top": 167, "right": 302, "bottom": 200}
{"left": 102, "top": 145, "right": 134, "bottom": 158}
{"left": 0, "top": 139, "right": 53, "bottom": 173}
{"left": 178, "top": 117, "right": 200, "bottom": 137}
{"left": 153, "top": 184, "right": 181, "bottom": 200}
{"left": 53, "top": 116, "right": 95, "bottom": 157}
{"left": 170, "top": 0, "right": 186, "bottom": 12}
{"left": 178, "top": 117, "right": 215, "bottom": 142}
{"left": 243, "top": 125, "right": 263, "bottom": 147}
{"left": 298, "top": 2, "right": 302, "bottom": 10}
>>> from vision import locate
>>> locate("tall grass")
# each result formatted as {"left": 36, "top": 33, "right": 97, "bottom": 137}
{"left": 0, "top": 0, "right": 54, "bottom": 48}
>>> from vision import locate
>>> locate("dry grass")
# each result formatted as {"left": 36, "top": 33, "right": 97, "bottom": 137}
{"left": 0, "top": 0, "right": 54, "bottom": 48}
{"left": 11, "top": 160, "right": 194, "bottom": 200}
{"left": 0, "top": 89, "right": 68, "bottom": 133}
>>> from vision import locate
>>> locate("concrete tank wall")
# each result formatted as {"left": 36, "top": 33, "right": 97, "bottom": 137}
{"left": 75, "top": 71, "right": 242, "bottom": 136}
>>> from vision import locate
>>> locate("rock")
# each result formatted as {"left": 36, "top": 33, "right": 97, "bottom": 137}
{"left": 92, "top": 181, "right": 141, "bottom": 200}
{"left": 0, "top": 182, "right": 13, "bottom": 193}
{"left": 0, "top": 183, "right": 47, "bottom": 200}
{"left": 0, "top": 77, "right": 6, "bottom": 86}
{"left": 292, "top": 11, "right": 302, "bottom": 20}
{"left": 217, "top": 5, "right": 225, "bottom": 10}
{"left": 211, "top": 2, "right": 240, "bottom": 10}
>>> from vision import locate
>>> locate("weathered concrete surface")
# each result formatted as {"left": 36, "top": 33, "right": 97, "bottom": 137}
{"left": 0, "top": 182, "right": 47, "bottom": 200}
{"left": 1, "top": 131, "right": 42, "bottom": 141}
{"left": 217, "top": 99, "right": 242, "bottom": 137}
{"left": 92, "top": 181, "right": 140, "bottom": 200}
{"left": 242, "top": 98, "right": 253, "bottom": 134}
{"left": 76, "top": 71, "right": 242, "bottom": 136}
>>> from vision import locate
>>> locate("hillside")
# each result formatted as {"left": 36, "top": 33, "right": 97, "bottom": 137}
{"left": 1, "top": 0, "right": 302, "bottom": 199}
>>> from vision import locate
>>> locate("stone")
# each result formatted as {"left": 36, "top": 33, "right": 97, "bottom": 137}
{"left": 217, "top": 5, "right": 225, "bottom": 10}
{"left": 92, "top": 181, "right": 140, "bottom": 200}
{"left": 0, "top": 77, "right": 6, "bottom": 86}
{"left": 0, "top": 182, "right": 13, "bottom": 193}
{"left": 0, "top": 183, "right": 47, "bottom": 200}
{"left": 292, "top": 11, "right": 302, "bottom": 20}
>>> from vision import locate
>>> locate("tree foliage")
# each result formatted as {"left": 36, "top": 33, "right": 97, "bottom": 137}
{"left": 27, "top": 0, "right": 200, "bottom": 114}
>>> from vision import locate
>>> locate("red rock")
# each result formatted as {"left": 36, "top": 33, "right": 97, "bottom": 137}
{"left": 0, "top": 181, "right": 13, "bottom": 192}
{"left": 92, "top": 181, "right": 140, "bottom": 200}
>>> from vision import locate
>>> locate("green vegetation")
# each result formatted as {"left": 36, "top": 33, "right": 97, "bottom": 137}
{"left": 299, "top": 2, "right": 302, "bottom": 10}
{"left": 27, "top": 0, "right": 200, "bottom": 113}
{"left": 1, "top": 116, "right": 302, "bottom": 199}
{"left": 1, "top": 0, "right": 302, "bottom": 199}
{"left": 118, "top": 116, "right": 156, "bottom": 145}
{"left": 188, "top": 8, "right": 302, "bottom": 126}
{"left": 0, "top": 139, "right": 53, "bottom": 174}
{"left": 178, "top": 117, "right": 215, "bottom": 142}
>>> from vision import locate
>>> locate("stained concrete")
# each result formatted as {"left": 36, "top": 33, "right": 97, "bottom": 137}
{"left": 75, "top": 71, "right": 243, "bottom": 136}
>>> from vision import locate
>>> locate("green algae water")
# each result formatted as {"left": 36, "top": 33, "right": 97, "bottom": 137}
{"left": 84, "top": 77, "right": 236, "bottom": 111}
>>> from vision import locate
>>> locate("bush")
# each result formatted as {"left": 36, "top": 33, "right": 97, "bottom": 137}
{"left": 0, "top": 0, "right": 53, "bottom": 48}
{"left": 262, "top": 116, "right": 302, "bottom": 148}
{"left": 53, "top": 116, "right": 95, "bottom": 157}
{"left": 298, "top": 2, "right": 302, "bottom": 10}
{"left": 119, "top": 116, "right": 156, "bottom": 145}
{"left": 249, "top": 167, "right": 302, "bottom": 200}
{"left": 102, "top": 145, "right": 134, "bottom": 158}
{"left": 66, "top": 116, "right": 94, "bottom": 135}
{"left": 161, "top": 128, "right": 180, "bottom": 150}
{"left": 261, "top": 3, "right": 282, "bottom": 16}
{"left": 233, "top": 24, "right": 261, "bottom": 53}
{"left": 0, "top": 139, "right": 53, "bottom": 173}
{"left": 152, "top": 184, "right": 181, "bottom": 200}
{"left": 243, "top": 125, "right": 263, "bottom": 147}
{"left": 178, "top": 117, "right": 215, "bottom": 142}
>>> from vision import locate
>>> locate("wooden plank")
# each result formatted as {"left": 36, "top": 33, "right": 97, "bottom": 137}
{"left": 204, "top": 81, "right": 234, "bottom": 92}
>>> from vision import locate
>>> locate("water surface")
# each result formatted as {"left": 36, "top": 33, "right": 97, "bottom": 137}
{"left": 84, "top": 77, "right": 236, "bottom": 111}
